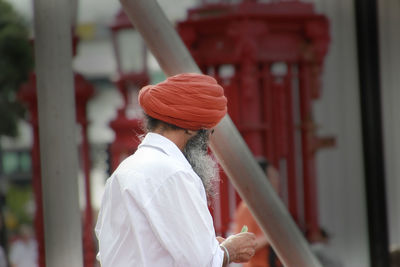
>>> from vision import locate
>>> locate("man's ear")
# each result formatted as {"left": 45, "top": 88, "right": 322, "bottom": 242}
{"left": 184, "top": 129, "right": 197, "bottom": 137}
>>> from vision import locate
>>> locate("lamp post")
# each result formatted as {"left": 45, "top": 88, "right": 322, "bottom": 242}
{"left": 108, "top": 9, "right": 149, "bottom": 171}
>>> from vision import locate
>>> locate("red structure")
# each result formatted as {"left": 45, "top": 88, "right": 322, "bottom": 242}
{"left": 19, "top": 70, "right": 95, "bottom": 266}
{"left": 178, "top": 0, "right": 334, "bottom": 238}
{"left": 108, "top": 10, "right": 149, "bottom": 171}
{"left": 18, "top": 74, "right": 44, "bottom": 267}
{"left": 109, "top": 109, "right": 143, "bottom": 171}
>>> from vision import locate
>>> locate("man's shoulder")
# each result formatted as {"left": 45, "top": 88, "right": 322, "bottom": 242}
{"left": 114, "top": 146, "right": 191, "bottom": 190}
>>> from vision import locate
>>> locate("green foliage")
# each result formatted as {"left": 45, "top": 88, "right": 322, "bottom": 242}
{"left": 0, "top": 0, "right": 33, "bottom": 137}
{"left": 5, "top": 184, "right": 33, "bottom": 227}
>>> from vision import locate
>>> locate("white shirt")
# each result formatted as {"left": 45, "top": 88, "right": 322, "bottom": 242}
{"left": 95, "top": 133, "right": 224, "bottom": 267}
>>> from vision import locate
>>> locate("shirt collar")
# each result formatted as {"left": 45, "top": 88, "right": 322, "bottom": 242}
{"left": 138, "top": 132, "right": 192, "bottom": 169}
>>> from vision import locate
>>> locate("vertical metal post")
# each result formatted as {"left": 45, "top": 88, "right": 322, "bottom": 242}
{"left": 119, "top": 0, "right": 321, "bottom": 266}
{"left": 354, "top": 0, "right": 390, "bottom": 266}
{"left": 70, "top": 0, "right": 78, "bottom": 27}
{"left": 33, "top": 0, "right": 83, "bottom": 266}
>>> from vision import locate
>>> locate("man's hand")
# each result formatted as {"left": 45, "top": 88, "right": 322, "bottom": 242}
{"left": 221, "top": 232, "right": 256, "bottom": 263}
{"left": 216, "top": 236, "right": 225, "bottom": 244}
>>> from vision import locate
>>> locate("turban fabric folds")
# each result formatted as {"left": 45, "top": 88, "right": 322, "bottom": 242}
{"left": 138, "top": 73, "right": 227, "bottom": 130}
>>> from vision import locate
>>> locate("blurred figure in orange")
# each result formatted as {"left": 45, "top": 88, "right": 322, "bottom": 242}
{"left": 232, "top": 158, "right": 282, "bottom": 267}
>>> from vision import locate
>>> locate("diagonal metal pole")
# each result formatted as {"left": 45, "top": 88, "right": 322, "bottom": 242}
{"left": 119, "top": 0, "right": 321, "bottom": 266}
{"left": 33, "top": 0, "right": 83, "bottom": 266}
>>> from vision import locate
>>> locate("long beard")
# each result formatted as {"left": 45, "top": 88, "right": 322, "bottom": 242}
{"left": 183, "top": 130, "right": 219, "bottom": 201}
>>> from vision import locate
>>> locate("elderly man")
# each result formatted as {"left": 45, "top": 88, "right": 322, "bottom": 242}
{"left": 95, "top": 73, "right": 256, "bottom": 267}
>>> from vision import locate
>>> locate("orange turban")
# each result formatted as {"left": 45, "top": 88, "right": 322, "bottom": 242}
{"left": 138, "top": 73, "right": 227, "bottom": 130}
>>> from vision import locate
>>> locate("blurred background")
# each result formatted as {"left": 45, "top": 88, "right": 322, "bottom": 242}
{"left": 0, "top": 0, "right": 399, "bottom": 266}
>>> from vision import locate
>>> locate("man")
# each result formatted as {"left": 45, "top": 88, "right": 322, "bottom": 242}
{"left": 9, "top": 224, "right": 38, "bottom": 267}
{"left": 95, "top": 73, "right": 256, "bottom": 267}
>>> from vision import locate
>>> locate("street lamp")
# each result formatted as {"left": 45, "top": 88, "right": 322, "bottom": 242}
{"left": 109, "top": 9, "right": 149, "bottom": 171}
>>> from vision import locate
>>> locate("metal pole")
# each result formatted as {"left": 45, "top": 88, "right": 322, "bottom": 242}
{"left": 119, "top": 0, "right": 321, "bottom": 266}
{"left": 70, "top": 0, "right": 78, "bottom": 27}
{"left": 33, "top": 0, "right": 83, "bottom": 266}
{"left": 354, "top": 0, "right": 390, "bottom": 266}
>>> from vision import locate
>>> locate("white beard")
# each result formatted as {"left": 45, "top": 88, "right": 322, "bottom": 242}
{"left": 183, "top": 130, "right": 220, "bottom": 201}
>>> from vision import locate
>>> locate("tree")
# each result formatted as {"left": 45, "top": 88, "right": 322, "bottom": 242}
{"left": 0, "top": 0, "right": 33, "bottom": 259}
{"left": 0, "top": 0, "right": 33, "bottom": 137}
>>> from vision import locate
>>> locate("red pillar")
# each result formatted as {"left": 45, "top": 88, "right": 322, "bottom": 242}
{"left": 299, "top": 62, "right": 319, "bottom": 238}
{"left": 19, "top": 73, "right": 45, "bottom": 267}
{"left": 75, "top": 74, "right": 95, "bottom": 267}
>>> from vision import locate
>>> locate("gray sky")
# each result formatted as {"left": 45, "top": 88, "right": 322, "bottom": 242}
{"left": 5, "top": 0, "right": 200, "bottom": 77}
{"left": 7, "top": 0, "right": 198, "bottom": 25}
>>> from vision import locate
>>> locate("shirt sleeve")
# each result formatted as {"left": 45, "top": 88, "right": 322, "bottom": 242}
{"left": 122, "top": 170, "right": 224, "bottom": 267}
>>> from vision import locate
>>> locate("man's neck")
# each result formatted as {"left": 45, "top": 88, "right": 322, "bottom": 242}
{"left": 151, "top": 128, "right": 191, "bottom": 151}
